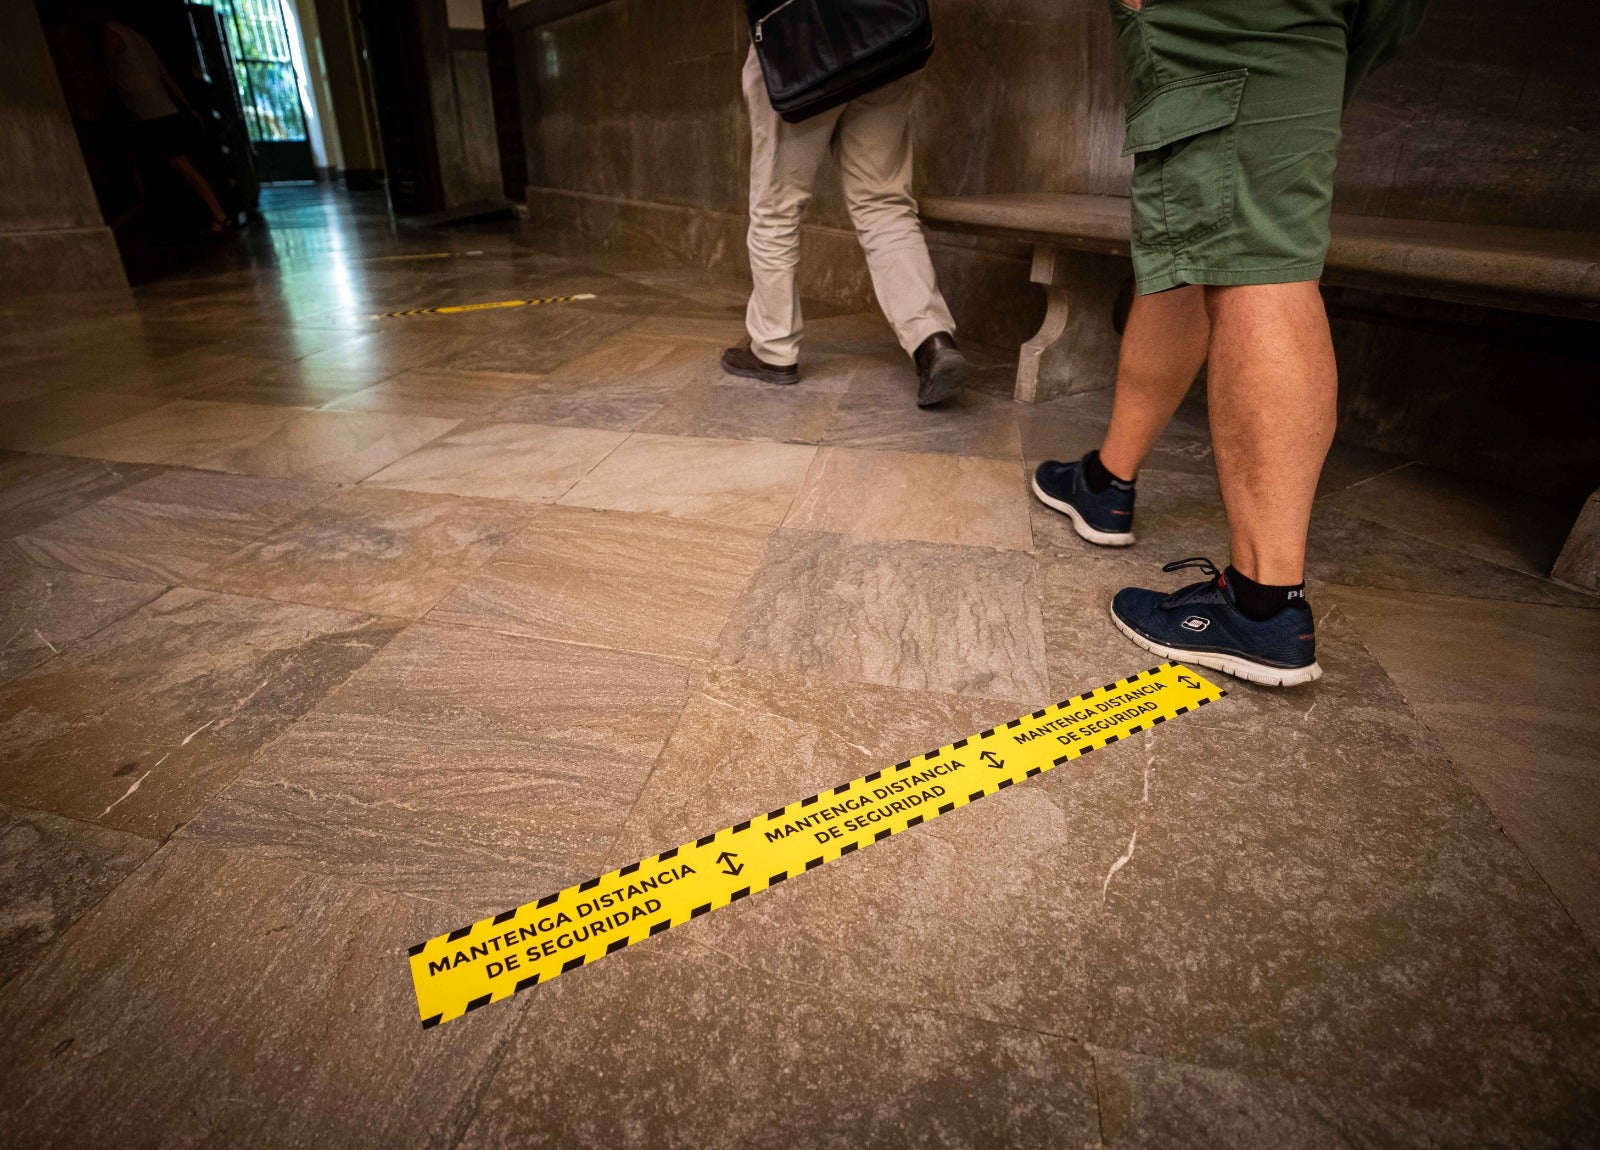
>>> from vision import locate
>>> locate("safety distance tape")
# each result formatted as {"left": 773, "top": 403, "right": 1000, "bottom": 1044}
{"left": 374, "top": 293, "right": 596, "bottom": 319}
{"left": 408, "top": 662, "right": 1224, "bottom": 1027}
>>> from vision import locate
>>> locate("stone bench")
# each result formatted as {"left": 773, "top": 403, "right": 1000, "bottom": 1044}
{"left": 919, "top": 192, "right": 1600, "bottom": 590}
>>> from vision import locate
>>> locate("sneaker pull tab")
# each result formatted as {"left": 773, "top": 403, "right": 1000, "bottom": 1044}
{"left": 1161, "top": 557, "right": 1220, "bottom": 578}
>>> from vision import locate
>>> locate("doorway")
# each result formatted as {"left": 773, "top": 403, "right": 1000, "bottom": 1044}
{"left": 210, "top": 0, "right": 315, "bottom": 181}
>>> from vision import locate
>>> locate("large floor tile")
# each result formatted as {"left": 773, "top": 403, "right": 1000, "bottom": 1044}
{"left": 639, "top": 380, "right": 840, "bottom": 443}
{"left": 457, "top": 940, "right": 1101, "bottom": 1150}
{"left": 559, "top": 433, "right": 817, "bottom": 528}
{"left": 608, "top": 663, "right": 1030, "bottom": 863}
{"left": 0, "top": 587, "right": 401, "bottom": 837}
{"left": 0, "top": 842, "right": 515, "bottom": 1150}
{"left": 326, "top": 368, "right": 540, "bottom": 419}
{"left": 785, "top": 447, "right": 1032, "bottom": 551}
{"left": 430, "top": 505, "right": 769, "bottom": 661}
{"left": 91, "top": 349, "right": 285, "bottom": 400}
{"left": 184, "top": 619, "right": 690, "bottom": 905}
{"left": 363, "top": 421, "right": 627, "bottom": 503}
{"left": 487, "top": 341, "right": 715, "bottom": 432}
{"left": 0, "top": 542, "right": 164, "bottom": 686}
{"left": 0, "top": 391, "right": 170, "bottom": 453}
{"left": 184, "top": 710, "right": 654, "bottom": 913}
{"left": 1465, "top": 767, "right": 1600, "bottom": 954}
{"left": 0, "top": 453, "right": 163, "bottom": 540}
{"left": 45, "top": 400, "right": 302, "bottom": 468}
{"left": 0, "top": 804, "right": 154, "bottom": 989}
{"left": 1079, "top": 713, "right": 1600, "bottom": 1139}
{"left": 415, "top": 310, "right": 639, "bottom": 376}
{"left": 15, "top": 470, "right": 332, "bottom": 584}
{"left": 1331, "top": 583, "right": 1600, "bottom": 943}
{"left": 290, "top": 328, "right": 472, "bottom": 379}
{"left": 1092, "top": 1046, "right": 1560, "bottom": 1149}
{"left": 6, "top": 344, "right": 278, "bottom": 400}
{"left": 198, "top": 486, "right": 526, "bottom": 618}
{"left": 1323, "top": 462, "right": 1575, "bottom": 576}
{"left": 719, "top": 530, "right": 1049, "bottom": 701}
{"left": 187, "top": 357, "right": 388, "bottom": 408}
{"left": 489, "top": 374, "right": 684, "bottom": 431}
{"left": 1308, "top": 504, "right": 1595, "bottom": 606}
{"left": 301, "top": 621, "right": 692, "bottom": 763}
{"left": 823, "top": 365, "right": 1022, "bottom": 459}
{"left": 0, "top": 371, "right": 65, "bottom": 406}
{"left": 203, "top": 408, "right": 459, "bottom": 484}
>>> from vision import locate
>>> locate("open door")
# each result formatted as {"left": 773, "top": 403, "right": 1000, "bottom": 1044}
{"left": 210, "top": 0, "right": 315, "bottom": 181}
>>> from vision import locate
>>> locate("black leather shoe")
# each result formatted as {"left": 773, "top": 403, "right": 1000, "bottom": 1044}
{"left": 721, "top": 345, "right": 798, "bottom": 385}
{"left": 913, "top": 332, "right": 966, "bottom": 407}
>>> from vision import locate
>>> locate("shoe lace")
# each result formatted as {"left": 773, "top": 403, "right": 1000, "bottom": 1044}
{"left": 1158, "top": 557, "right": 1224, "bottom": 609}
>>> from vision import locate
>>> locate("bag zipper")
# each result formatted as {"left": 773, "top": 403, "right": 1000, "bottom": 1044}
{"left": 753, "top": 0, "right": 802, "bottom": 42}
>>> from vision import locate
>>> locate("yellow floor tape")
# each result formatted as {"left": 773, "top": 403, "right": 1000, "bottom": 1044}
{"left": 409, "top": 662, "right": 1224, "bottom": 1027}
{"left": 374, "top": 293, "right": 596, "bottom": 319}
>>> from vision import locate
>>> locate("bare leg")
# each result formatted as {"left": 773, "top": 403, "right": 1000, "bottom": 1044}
{"left": 1099, "top": 285, "right": 1210, "bottom": 480}
{"left": 167, "top": 155, "right": 228, "bottom": 226}
{"left": 1204, "top": 281, "right": 1337, "bottom": 585}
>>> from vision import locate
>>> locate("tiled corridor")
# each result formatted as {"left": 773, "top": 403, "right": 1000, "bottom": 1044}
{"left": 1, "top": 187, "right": 1596, "bottom": 1147}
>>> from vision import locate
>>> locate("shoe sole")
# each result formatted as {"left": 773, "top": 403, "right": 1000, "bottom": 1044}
{"left": 1030, "top": 475, "right": 1135, "bottom": 547}
{"left": 1109, "top": 604, "right": 1323, "bottom": 688}
{"left": 916, "top": 352, "right": 965, "bottom": 408}
{"left": 721, "top": 361, "right": 797, "bottom": 386}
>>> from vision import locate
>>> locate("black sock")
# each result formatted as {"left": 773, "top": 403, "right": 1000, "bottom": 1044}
{"left": 1083, "top": 450, "right": 1134, "bottom": 495}
{"left": 1224, "top": 566, "right": 1307, "bottom": 621}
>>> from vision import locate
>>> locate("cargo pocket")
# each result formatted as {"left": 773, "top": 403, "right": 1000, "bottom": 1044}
{"left": 1123, "top": 69, "right": 1248, "bottom": 251}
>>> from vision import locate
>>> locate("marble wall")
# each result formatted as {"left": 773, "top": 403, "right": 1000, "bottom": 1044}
{"left": 509, "top": 0, "right": 1600, "bottom": 324}
{"left": 2, "top": 2, "right": 127, "bottom": 298}
{"left": 506, "top": 0, "right": 1600, "bottom": 498}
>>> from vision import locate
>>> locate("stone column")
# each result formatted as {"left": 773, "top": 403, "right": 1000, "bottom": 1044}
{"left": 0, "top": 2, "right": 127, "bottom": 298}
{"left": 1553, "top": 489, "right": 1600, "bottom": 594}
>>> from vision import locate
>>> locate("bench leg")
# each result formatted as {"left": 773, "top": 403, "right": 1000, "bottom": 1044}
{"left": 1013, "top": 244, "right": 1124, "bottom": 404}
{"left": 1553, "top": 488, "right": 1600, "bottom": 594}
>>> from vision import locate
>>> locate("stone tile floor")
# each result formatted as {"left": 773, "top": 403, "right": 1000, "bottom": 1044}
{"left": 0, "top": 186, "right": 1596, "bottom": 1148}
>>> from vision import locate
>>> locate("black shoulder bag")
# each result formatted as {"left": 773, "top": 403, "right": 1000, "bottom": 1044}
{"left": 747, "top": 0, "right": 935, "bottom": 123}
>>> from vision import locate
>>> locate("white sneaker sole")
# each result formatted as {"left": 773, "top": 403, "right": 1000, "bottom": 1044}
{"left": 1031, "top": 475, "right": 1135, "bottom": 547}
{"left": 1110, "top": 604, "right": 1323, "bottom": 688}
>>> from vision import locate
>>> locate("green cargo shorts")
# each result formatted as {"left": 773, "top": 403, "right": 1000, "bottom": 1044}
{"left": 1110, "top": 0, "right": 1429, "bottom": 294}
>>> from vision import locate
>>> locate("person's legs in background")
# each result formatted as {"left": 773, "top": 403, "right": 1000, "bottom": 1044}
{"left": 725, "top": 47, "right": 839, "bottom": 384}
{"left": 165, "top": 152, "right": 229, "bottom": 233}
{"left": 833, "top": 74, "right": 965, "bottom": 406}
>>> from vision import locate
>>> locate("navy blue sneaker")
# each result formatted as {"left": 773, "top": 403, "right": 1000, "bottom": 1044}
{"left": 1031, "top": 454, "right": 1135, "bottom": 546}
{"left": 1110, "top": 558, "right": 1322, "bottom": 687}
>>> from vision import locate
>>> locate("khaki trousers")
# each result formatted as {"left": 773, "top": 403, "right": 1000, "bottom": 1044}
{"left": 741, "top": 46, "right": 955, "bottom": 365}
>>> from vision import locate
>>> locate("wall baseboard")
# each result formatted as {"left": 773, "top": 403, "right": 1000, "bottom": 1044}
{"left": 519, "top": 185, "right": 1044, "bottom": 349}
{"left": 0, "top": 225, "right": 127, "bottom": 299}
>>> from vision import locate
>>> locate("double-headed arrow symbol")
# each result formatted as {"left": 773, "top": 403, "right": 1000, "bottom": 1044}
{"left": 716, "top": 851, "right": 743, "bottom": 877}
{"left": 981, "top": 750, "right": 1005, "bottom": 769}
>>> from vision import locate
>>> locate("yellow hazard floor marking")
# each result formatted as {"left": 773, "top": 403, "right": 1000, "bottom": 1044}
{"left": 408, "top": 662, "right": 1224, "bottom": 1028}
{"left": 373, "top": 293, "right": 596, "bottom": 319}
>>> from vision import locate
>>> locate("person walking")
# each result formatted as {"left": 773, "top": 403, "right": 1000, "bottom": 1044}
{"left": 101, "top": 15, "right": 232, "bottom": 237}
{"left": 722, "top": 40, "right": 967, "bottom": 407}
{"left": 1032, "top": 0, "right": 1430, "bottom": 687}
